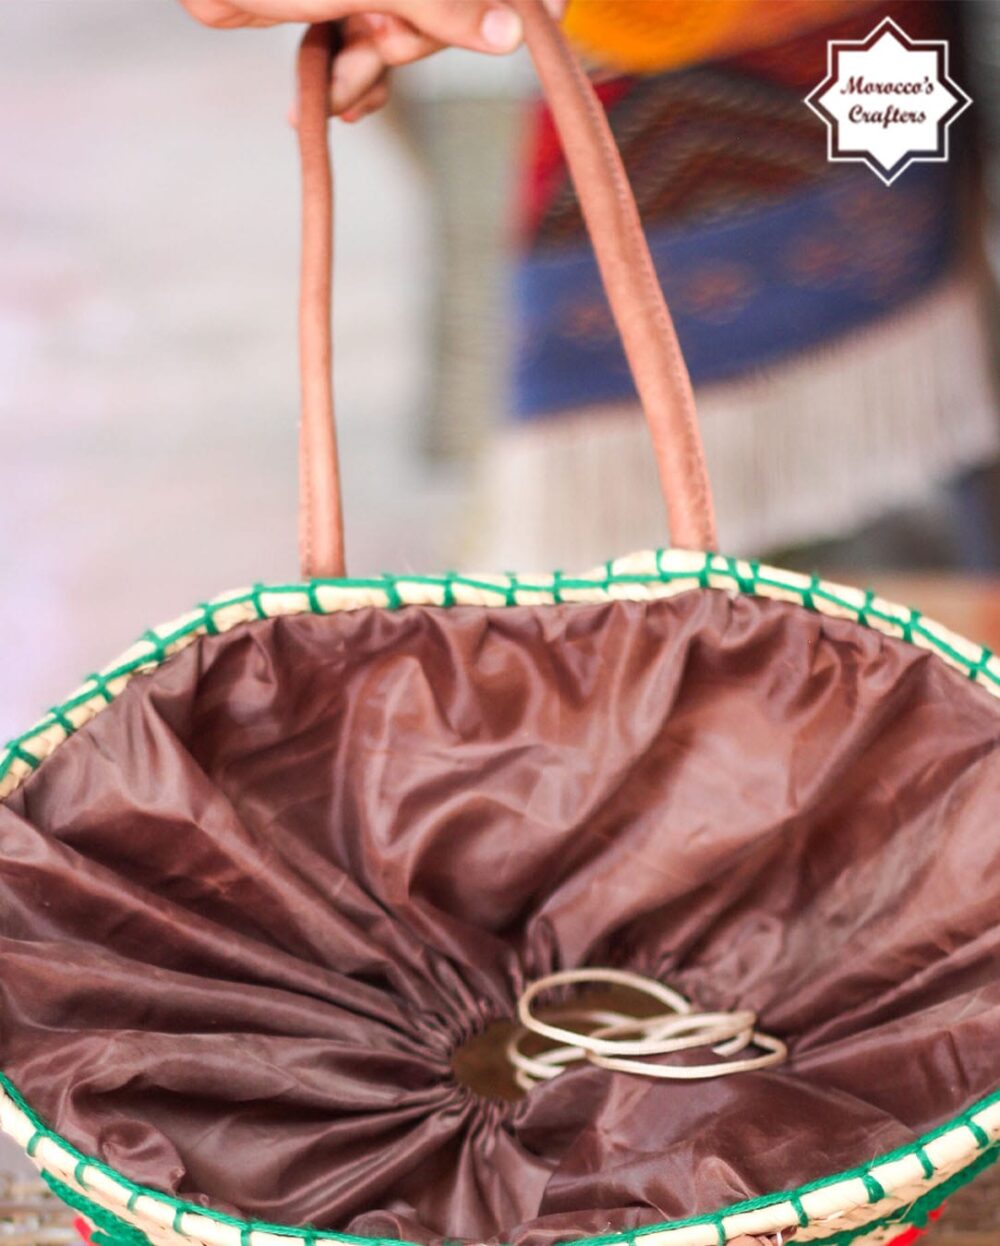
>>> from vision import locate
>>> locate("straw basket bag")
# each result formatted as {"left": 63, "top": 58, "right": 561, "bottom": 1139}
{"left": 0, "top": 6, "right": 998, "bottom": 1246}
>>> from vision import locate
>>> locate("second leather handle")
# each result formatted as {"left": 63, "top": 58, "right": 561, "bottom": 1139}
{"left": 296, "top": 3, "right": 717, "bottom": 580}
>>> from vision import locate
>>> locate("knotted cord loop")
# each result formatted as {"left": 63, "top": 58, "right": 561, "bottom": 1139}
{"left": 513, "top": 967, "right": 787, "bottom": 1086}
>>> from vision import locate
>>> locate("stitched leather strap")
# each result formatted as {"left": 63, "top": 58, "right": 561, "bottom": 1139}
{"left": 297, "top": 23, "right": 344, "bottom": 581}
{"left": 296, "top": 5, "right": 717, "bottom": 579}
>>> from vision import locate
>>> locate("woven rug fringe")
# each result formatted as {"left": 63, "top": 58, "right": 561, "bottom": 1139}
{"left": 469, "top": 271, "right": 999, "bottom": 567}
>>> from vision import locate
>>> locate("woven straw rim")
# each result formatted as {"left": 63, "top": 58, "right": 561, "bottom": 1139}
{"left": 1, "top": 547, "right": 997, "bottom": 1246}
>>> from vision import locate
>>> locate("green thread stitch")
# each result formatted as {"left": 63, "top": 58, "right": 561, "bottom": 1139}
{"left": 723, "top": 556, "right": 755, "bottom": 596}
{"left": 85, "top": 672, "right": 116, "bottom": 705}
{"left": 198, "top": 603, "right": 219, "bottom": 636}
{"left": 914, "top": 1145, "right": 934, "bottom": 1179}
{"left": 382, "top": 575, "right": 402, "bottom": 611}
{"left": 901, "top": 609, "right": 921, "bottom": 645}
{"left": 140, "top": 630, "right": 167, "bottom": 664}
{"left": 250, "top": 584, "right": 268, "bottom": 621}
{"left": 788, "top": 1191, "right": 808, "bottom": 1227}
{"left": 967, "top": 1118, "right": 991, "bottom": 1149}
{"left": 49, "top": 705, "right": 75, "bottom": 735}
{"left": 42, "top": 1173, "right": 152, "bottom": 1246}
{"left": 859, "top": 1172, "right": 884, "bottom": 1202}
{"left": 9, "top": 742, "right": 39, "bottom": 770}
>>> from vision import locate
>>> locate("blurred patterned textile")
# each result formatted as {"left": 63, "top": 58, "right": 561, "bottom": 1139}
{"left": 472, "top": 1, "right": 999, "bottom": 568}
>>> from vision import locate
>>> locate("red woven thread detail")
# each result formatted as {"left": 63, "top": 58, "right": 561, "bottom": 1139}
{"left": 885, "top": 1205, "right": 945, "bottom": 1246}
{"left": 73, "top": 1215, "right": 97, "bottom": 1244}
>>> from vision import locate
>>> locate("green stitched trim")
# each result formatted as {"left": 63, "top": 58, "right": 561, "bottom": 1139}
{"left": 49, "top": 705, "right": 75, "bottom": 735}
{"left": 789, "top": 1191, "right": 808, "bottom": 1227}
{"left": 8, "top": 742, "right": 39, "bottom": 770}
{"left": 85, "top": 672, "right": 116, "bottom": 705}
{"left": 140, "top": 630, "right": 167, "bottom": 664}
{"left": 859, "top": 1172, "right": 884, "bottom": 1202}
{"left": 383, "top": 575, "right": 402, "bottom": 610}
{"left": 967, "top": 1118, "right": 991, "bottom": 1149}
{"left": 802, "top": 1142, "right": 999, "bottom": 1246}
{"left": 198, "top": 603, "right": 219, "bottom": 636}
{"left": 42, "top": 1173, "right": 152, "bottom": 1246}
{"left": 915, "top": 1145, "right": 934, "bottom": 1179}
{"left": 720, "top": 556, "right": 753, "bottom": 596}
{"left": 901, "top": 609, "right": 921, "bottom": 645}
{"left": 3, "top": 1069, "right": 997, "bottom": 1246}
{"left": 3, "top": 549, "right": 1000, "bottom": 798}
{"left": 250, "top": 584, "right": 268, "bottom": 621}
{"left": 711, "top": 1216, "right": 725, "bottom": 1246}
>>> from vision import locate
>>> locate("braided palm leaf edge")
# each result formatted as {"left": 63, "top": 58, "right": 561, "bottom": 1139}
{"left": 0, "top": 548, "right": 997, "bottom": 1246}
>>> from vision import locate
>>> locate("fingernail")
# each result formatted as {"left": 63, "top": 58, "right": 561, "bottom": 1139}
{"left": 480, "top": 6, "right": 522, "bottom": 52}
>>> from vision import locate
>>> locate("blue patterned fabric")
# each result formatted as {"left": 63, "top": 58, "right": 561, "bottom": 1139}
{"left": 512, "top": 163, "right": 959, "bottom": 419}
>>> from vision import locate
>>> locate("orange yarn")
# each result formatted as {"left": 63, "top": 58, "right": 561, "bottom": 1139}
{"left": 562, "top": 0, "right": 862, "bottom": 74}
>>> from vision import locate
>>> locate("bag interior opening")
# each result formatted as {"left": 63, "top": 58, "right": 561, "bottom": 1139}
{"left": 1, "top": 589, "right": 997, "bottom": 1245}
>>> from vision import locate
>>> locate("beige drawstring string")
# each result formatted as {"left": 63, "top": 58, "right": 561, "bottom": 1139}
{"left": 513, "top": 967, "right": 786, "bottom": 1086}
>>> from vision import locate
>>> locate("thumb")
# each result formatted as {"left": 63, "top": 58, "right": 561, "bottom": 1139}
{"left": 384, "top": 0, "right": 524, "bottom": 54}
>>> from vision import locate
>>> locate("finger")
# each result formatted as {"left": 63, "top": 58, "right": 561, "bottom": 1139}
{"left": 327, "top": 38, "right": 386, "bottom": 115}
{"left": 362, "top": 13, "right": 442, "bottom": 68}
{"left": 231, "top": 0, "right": 524, "bottom": 54}
{"left": 340, "top": 74, "right": 390, "bottom": 122}
{"left": 178, "top": 0, "right": 281, "bottom": 28}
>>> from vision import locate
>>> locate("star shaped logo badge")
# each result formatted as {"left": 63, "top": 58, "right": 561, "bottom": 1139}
{"left": 806, "top": 16, "right": 971, "bottom": 186}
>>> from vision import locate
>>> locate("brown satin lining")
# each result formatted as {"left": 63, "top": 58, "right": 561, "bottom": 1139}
{"left": 1, "top": 592, "right": 998, "bottom": 1245}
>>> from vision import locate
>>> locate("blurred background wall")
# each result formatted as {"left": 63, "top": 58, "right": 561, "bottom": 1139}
{"left": 0, "top": 1, "right": 469, "bottom": 741}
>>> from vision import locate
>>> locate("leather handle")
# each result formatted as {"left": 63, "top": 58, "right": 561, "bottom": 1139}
{"left": 296, "top": 4, "right": 717, "bottom": 580}
{"left": 297, "top": 22, "right": 344, "bottom": 580}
